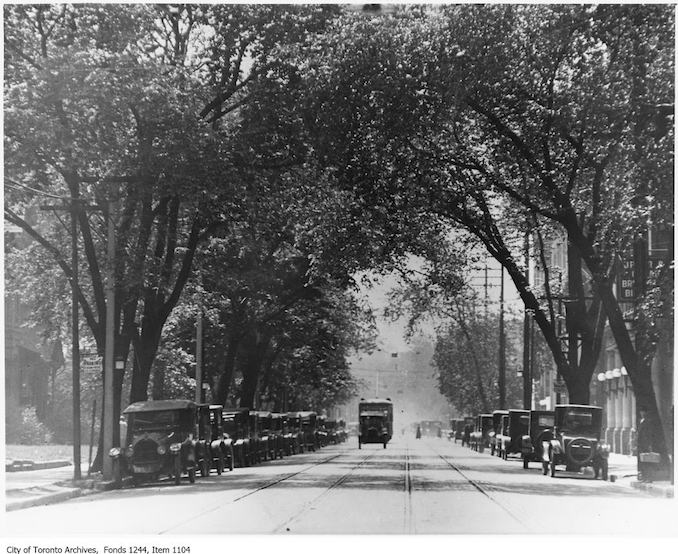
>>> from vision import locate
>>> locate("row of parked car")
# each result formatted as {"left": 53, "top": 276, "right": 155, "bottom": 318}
{"left": 450, "top": 404, "right": 611, "bottom": 480}
{"left": 109, "top": 399, "right": 348, "bottom": 486}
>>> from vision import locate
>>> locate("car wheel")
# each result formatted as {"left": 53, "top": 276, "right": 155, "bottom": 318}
{"left": 523, "top": 457, "right": 529, "bottom": 470}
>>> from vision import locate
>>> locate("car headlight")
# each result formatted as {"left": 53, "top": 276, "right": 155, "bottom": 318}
{"left": 109, "top": 447, "right": 121, "bottom": 457}
{"left": 157, "top": 445, "right": 167, "bottom": 455}
{"left": 124, "top": 447, "right": 134, "bottom": 458}
{"left": 169, "top": 442, "right": 182, "bottom": 453}
{"left": 599, "top": 443, "right": 611, "bottom": 452}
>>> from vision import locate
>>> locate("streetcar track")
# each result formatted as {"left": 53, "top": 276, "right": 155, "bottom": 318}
{"left": 403, "top": 441, "right": 415, "bottom": 533}
{"left": 426, "top": 442, "right": 531, "bottom": 532}
{"left": 273, "top": 451, "right": 377, "bottom": 533}
{"left": 158, "top": 449, "right": 347, "bottom": 534}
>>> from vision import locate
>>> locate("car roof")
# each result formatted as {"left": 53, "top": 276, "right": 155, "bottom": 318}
{"left": 555, "top": 404, "right": 602, "bottom": 410}
{"left": 359, "top": 398, "right": 393, "bottom": 404}
{"left": 123, "top": 399, "right": 195, "bottom": 413}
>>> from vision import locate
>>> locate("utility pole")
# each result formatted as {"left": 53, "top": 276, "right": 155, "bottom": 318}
{"left": 102, "top": 195, "right": 116, "bottom": 481}
{"left": 195, "top": 309, "right": 203, "bottom": 404}
{"left": 498, "top": 266, "right": 506, "bottom": 409}
{"left": 522, "top": 230, "right": 532, "bottom": 410}
{"left": 70, "top": 193, "right": 81, "bottom": 480}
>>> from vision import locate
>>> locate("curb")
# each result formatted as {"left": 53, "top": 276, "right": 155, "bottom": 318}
{"left": 6, "top": 487, "right": 86, "bottom": 512}
{"left": 630, "top": 480, "right": 674, "bottom": 498}
{"left": 5, "top": 460, "right": 72, "bottom": 472}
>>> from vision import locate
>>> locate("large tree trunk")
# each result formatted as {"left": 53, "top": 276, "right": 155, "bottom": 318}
{"left": 567, "top": 220, "right": 670, "bottom": 464}
{"left": 239, "top": 328, "right": 273, "bottom": 409}
{"left": 215, "top": 333, "right": 241, "bottom": 406}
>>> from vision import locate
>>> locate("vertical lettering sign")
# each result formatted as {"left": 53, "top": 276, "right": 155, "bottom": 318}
{"left": 618, "top": 254, "right": 635, "bottom": 302}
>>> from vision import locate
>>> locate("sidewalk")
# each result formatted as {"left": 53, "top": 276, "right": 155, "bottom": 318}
{"left": 4, "top": 462, "right": 113, "bottom": 512}
{"left": 606, "top": 452, "right": 674, "bottom": 498}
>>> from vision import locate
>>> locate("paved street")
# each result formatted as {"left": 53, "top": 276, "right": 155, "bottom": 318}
{"left": 3, "top": 437, "right": 676, "bottom": 536}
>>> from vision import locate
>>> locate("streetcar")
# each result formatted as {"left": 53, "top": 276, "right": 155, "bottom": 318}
{"left": 358, "top": 397, "right": 393, "bottom": 449}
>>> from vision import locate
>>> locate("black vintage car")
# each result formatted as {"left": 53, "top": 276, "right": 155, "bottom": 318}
{"left": 223, "top": 407, "right": 253, "bottom": 467}
{"left": 470, "top": 414, "right": 494, "bottom": 453}
{"left": 111, "top": 399, "right": 198, "bottom": 486}
{"left": 317, "top": 415, "right": 329, "bottom": 447}
{"left": 490, "top": 410, "right": 508, "bottom": 455}
{"left": 544, "top": 404, "right": 610, "bottom": 479}
{"left": 286, "top": 412, "right": 305, "bottom": 455}
{"left": 498, "top": 409, "right": 530, "bottom": 460}
{"left": 254, "top": 411, "right": 276, "bottom": 461}
{"left": 197, "top": 404, "right": 234, "bottom": 474}
{"left": 452, "top": 418, "right": 466, "bottom": 443}
{"left": 325, "top": 419, "right": 339, "bottom": 445}
{"left": 248, "top": 410, "right": 265, "bottom": 463}
{"left": 269, "top": 413, "right": 286, "bottom": 459}
{"left": 520, "top": 410, "right": 555, "bottom": 470}
{"left": 337, "top": 419, "right": 348, "bottom": 443}
{"left": 299, "top": 411, "right": 318, "bottom": 452}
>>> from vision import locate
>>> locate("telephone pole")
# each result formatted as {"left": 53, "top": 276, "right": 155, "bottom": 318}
{"left": 498, "top": 266, "right": 506, "bottom": 409}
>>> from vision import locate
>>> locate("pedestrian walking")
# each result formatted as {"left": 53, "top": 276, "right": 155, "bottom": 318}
{"left": 416, "top": 425, "right": 422, "bottom": 439}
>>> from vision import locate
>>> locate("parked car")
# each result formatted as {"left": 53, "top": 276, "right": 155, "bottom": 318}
{"left": 325, "top": 419, "right": 339, "bottom": 444}
{"left": 111, "top": 399, "right": 198, "bottom": 486}
{"left": 452, "top": 419, "right": 466, "bottom": 443}
{"left": 544, "top": 404, "right": 610, "bottom": 479}
{"left": 270, "top": 413, "right": 287, "bottom": 459}
{"left": 247, "top": 410, "right": 264, "bottom": 464}
{"left": 299, "top": 411, "right": 318, "bottom": 451}
{"left": 197, "top": 404, "right": 234, "bottom": 474}
{"left": 253, "top": 411, "right": 275, "bottom": 461}
{"left": 337, "top": 419, "right": 348, "bottom": 443}
{"left": 520, "top": 410, "right": 555, "bottom": 470}
{"left": 223, "top": 407, "right": 253, "bottom": 467}
{"left": 317, "top": 415, "right": 329, "bottom": 447}
{"left": 490, "top": 410, "right": 508, "bottom": 455}
{"left": 462, "top": 416, "right": 475, "bottom": 447}
{"left": 498, "top": 409, "right": 530, "bottom": 460}
{"left": 495, "top": 414, "right": 510, "bottom": 457}
{"left": 286, "top": 412, "right": 305, "bottom": 455}
{"left": 470, "top": 414, "right": 493, "bottom": 452}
